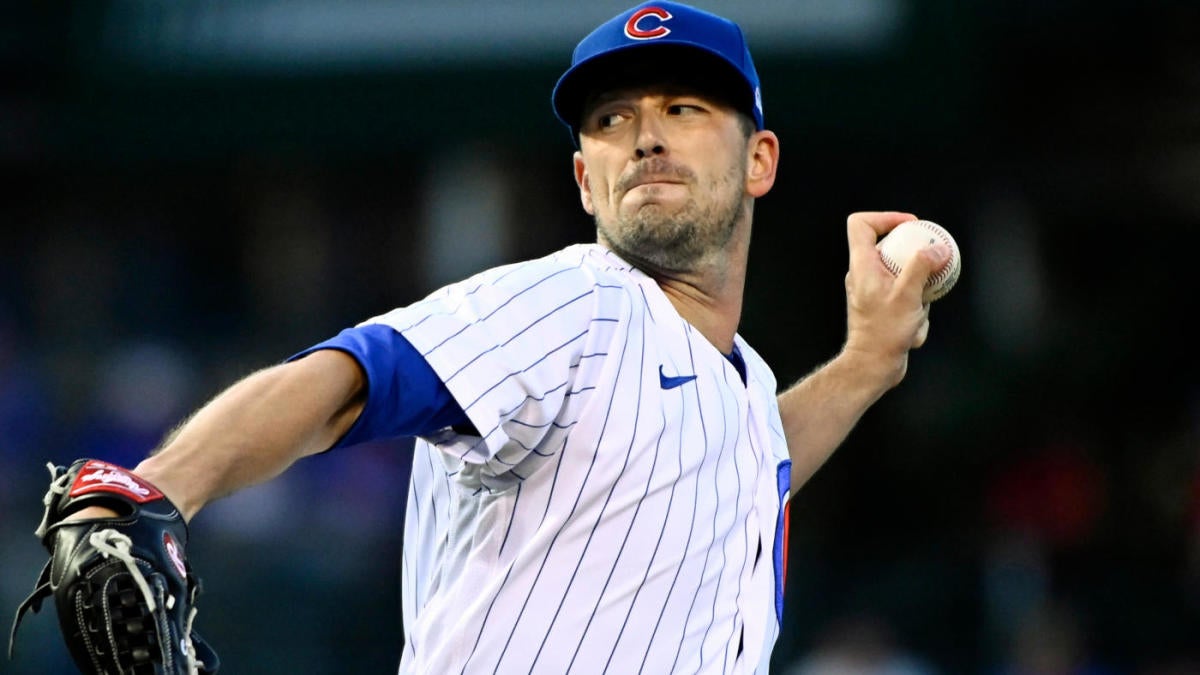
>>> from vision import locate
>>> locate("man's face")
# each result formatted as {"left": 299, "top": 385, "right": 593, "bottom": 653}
{"left": 573, "top": 85, "right": 751, "bottom": 273}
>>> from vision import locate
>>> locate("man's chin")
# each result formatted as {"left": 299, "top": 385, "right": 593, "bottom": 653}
{"left": 625, "top": 204, "right": 671, "bottom": 223}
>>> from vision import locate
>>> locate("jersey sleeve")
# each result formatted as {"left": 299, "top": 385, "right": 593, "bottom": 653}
{"left": 364, "top": 256, "right": 629, "bottom": 470}
{"left": 287, "top": 324, "right": 471, "bottom": 449}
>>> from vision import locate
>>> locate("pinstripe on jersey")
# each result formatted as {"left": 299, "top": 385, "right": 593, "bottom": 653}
{"left": 364, "top": 244, "right": 791, "bottom": 674}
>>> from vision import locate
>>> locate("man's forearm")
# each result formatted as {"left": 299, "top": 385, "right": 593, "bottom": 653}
{"left": 777, "top": 348, "right": 905, "bottom": 491}
{"left": 133, "top": 349, "right": 366, "bottom": 521}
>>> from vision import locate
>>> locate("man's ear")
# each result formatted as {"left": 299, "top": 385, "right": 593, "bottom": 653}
{"left": 745, "top": 130, "right": 780, "bottom": 198}
{"left": 573, "top": 151, "right": 595, "bottom": 215}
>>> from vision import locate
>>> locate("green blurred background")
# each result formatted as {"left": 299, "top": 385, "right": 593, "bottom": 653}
{"left": 2, "top": 1, "right": 1197, "bottom": 673}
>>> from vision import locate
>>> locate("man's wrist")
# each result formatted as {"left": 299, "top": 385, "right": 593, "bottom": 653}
{"left": 830, "top": 344, "right": 907, "bottom": 397}
{"left": 63, "top": 505, "right": 121, "bottom": 522}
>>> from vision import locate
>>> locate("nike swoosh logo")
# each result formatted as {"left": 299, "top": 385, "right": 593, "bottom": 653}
{"left": 659, "top": 365, "right": 698, "bottom": 390}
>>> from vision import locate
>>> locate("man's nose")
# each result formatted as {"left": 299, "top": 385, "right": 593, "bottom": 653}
{"left": 635, "top": 141, "right": 665, "bottom": 159}
{"left": 634, "top": 114, "right": 667, "bottom": 159}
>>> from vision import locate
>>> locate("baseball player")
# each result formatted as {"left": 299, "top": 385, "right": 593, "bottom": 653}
{"left": 11, "top": 2, "right": 949, "bottom": 673}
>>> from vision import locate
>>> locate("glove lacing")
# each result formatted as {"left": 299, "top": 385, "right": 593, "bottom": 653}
{"left": 89, "top": 530, "right": 160, "bottom": 612}
{"left": 34, "top": 462, "right": 70, "bottom": 539}
{"left": 89, "top": 530, "right": 205, "bottom": 674}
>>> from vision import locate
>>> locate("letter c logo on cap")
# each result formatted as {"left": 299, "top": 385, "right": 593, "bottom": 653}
{"left": 624, "top": 7, "right": 673, "bottom": 40}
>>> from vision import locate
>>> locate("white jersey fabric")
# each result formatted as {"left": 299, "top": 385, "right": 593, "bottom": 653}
{"left": 365, "top": 244, "right": 792, "bottom": 674}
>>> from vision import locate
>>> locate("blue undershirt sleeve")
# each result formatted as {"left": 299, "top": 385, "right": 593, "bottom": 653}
{"left": 287, "top": 323, "right": 470, "bottom": 450}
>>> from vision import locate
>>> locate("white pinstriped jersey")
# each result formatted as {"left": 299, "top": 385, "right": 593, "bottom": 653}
{"left": 365, "top": 244, "right": 792, "bottom": 674}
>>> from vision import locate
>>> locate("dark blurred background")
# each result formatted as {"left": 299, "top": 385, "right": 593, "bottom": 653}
{"left": 2, "top": 1, "right": 1198, "bottom": 673}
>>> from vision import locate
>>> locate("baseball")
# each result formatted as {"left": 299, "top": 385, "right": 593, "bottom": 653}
{"left": 876, "top": 219, "right": 961, "bottom": 303}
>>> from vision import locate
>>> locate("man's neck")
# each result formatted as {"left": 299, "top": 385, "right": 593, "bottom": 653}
{"left": 657, "top": 274, "right": 744, "bottom": 354}
{"left": 617, "top": 235, "right": 750, "bottom": 354}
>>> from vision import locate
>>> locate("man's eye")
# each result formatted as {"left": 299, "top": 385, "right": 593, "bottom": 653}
{"left": 668, "top": 104, "right": 702, "bottom": 116}
{"left": 597, "top": 112, "right": 622, "bottom": 128}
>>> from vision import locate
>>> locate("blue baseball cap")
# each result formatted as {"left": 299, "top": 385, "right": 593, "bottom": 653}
{"left": 552, "top": 1, "right": 764, "bottom": 140}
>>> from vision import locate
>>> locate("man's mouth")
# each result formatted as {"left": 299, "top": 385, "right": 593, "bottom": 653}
{"left": 619, "top": 160, "right": 692, "bottom": 193}
{"left": 629, "top": 177, "right": 683, "bottom": 189}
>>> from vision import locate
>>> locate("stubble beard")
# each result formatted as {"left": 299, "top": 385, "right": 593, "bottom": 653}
{"left": 595, "top": 158, "right": 747, "bottom": 274}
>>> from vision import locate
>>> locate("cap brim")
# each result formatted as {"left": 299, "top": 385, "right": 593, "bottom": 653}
{"left": 552, "top": 42, "right": 757, "bottom": 137}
